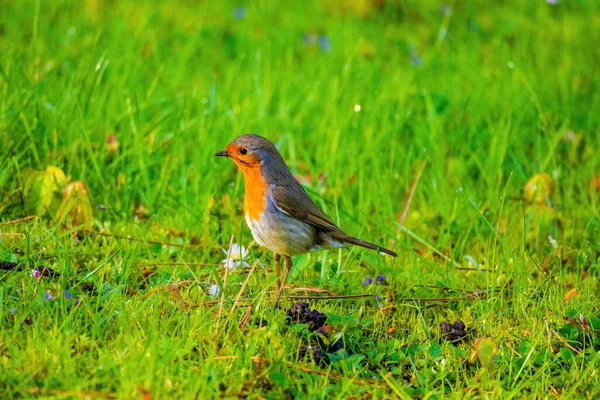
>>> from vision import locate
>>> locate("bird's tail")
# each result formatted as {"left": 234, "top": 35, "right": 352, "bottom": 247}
{"left": 331, "top": 232, "right": 397, "bottom": 257}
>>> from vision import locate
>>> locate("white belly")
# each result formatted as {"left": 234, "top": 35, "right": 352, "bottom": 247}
{"left": 245, "top": 207, "right": 316, "bottom": 256}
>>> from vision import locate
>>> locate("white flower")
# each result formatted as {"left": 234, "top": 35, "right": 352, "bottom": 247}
{"left": 208, "top": 284, "right": 220, "bottom": 297}
{"left": 221, "top": 243, "right": 250, "bottom": 270}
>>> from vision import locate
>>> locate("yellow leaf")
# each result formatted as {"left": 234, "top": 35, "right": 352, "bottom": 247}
{"left": 24, "top": 166, "right": 70, "bottom": 216}
{"left": 56, "top": 181, "right": 94, "bottom": 230}
{"left": 474, "top": 337, "right": 497, "bottom": 371}
{"left": 563, "top": 288, "right": 578, "bottom": 304}
{"left": 524, "top": 173, "right": 552, "bottom": 204}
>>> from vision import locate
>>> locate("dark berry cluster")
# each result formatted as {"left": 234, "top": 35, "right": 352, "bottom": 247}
{"left": 440, "top": 320, "right": 467, "bottom": 342}
{"left": 286, "top": 302, "right": 344, "bottom": 365}
{"left": 286, "top": 301, "right": 327, "bottom": 331}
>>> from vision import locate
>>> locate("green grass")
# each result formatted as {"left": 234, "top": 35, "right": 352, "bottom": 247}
{"left": 1, "top": 0, "right": 600, "bottom": 397}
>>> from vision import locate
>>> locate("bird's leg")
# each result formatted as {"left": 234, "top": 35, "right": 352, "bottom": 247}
{"left": 276, "top": 255, "right": 292, "bottom": 300}
{"left": 273, "top": 253, "right": 281, "bottom": 283}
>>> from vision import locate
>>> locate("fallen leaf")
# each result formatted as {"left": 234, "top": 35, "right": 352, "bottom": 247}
{"left": 24, "top": 166, "right": 70, "bottom": 216}
{"left": 56, "top": 181, "right": 94, "bottom": 231}
{"left": 589, "top": 175, "right": 600, "bottom": 192}
{"left": 563, "top": 288, "right": 578, "bottom": 304}
{"left": 134, "top": 204, "right": 149, "bottom": 220}
{"left": 138, "top": 386, "right": 151, "bottom": 400}
{"left": 473, "top": 337, "right": 497, "bottom": 371}
{"left": 524, "top": 173, "right": 552, "bottom": 204}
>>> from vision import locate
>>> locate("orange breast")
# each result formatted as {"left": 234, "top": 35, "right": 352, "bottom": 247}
{"left": 239, "top": 164, "right": 267, "bottom": 221}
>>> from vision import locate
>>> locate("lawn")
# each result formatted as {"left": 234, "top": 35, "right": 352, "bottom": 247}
{"left": 1, "top": 0, "right": 600, "bottom": 398}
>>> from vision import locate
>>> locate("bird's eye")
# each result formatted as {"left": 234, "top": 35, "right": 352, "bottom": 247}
{"left": 239, "top": 147, "right": 248, "bottom": 155}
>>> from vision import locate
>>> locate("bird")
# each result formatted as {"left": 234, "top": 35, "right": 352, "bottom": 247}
{"left": 215, "top": 134, "right": 397, "bottom": 298}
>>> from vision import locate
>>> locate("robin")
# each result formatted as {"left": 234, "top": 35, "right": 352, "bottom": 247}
{"left": 216, "top": 134, "right": 397, "bottom": 298}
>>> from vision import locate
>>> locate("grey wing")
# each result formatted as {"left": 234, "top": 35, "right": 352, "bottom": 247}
{"left": 271, "top": 182, "right": 343, "bottom": 233}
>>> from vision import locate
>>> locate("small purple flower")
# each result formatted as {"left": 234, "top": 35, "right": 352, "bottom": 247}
{"left": 376, "top": 275, "right": 386, "bottom": 284}
{"left": 362, "top": 277, "right": 373, "bottom": 286}
{"left": 318, "top": 35, "right": 331, "bottom": 53}
{"left": 546, "top": 0, "right": 558, "bottom": 4}
{"left": 9, "top": 307, "right": 16, "bottom": 316}
{"left": 232, "top": 7, "right": 246, "bottom": 20}
{"left": 374, "top": 295, "right": 382, "bottom": 300}
{"left": 31, "top": 269, "right": 40, "bottom": 278}
{"left": 65, "top": 289, "right": 79, "bottom": 306}
{"left": 43, "top": 292, "right": 54, "bottom": 301}
{"left": 375, "top": 295, "right": 383, "bottom": 308}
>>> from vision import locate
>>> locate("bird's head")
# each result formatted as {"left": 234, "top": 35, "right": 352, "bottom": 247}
{"left": 215, "top": 134, "right": 282, "bottom": 171}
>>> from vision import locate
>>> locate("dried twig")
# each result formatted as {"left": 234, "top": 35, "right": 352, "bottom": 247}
{"left": 506, "top": 343, "right": 522, "bottom": 358}
{"left": 544, "top": 318, "right": 555, "bottom": 353}
{"left": 84, "top": 229, "right": 205, "bottom": 249}
{"left": 288, "top": 286, "right": 335, "bottom": 295}
{"left": 551, "top": 327, "right": 581, "bottom": 355}
{"left": 166, "top": 284, "right": 188, "bottom": 312}
{"left": 398, "top": 160, "right": 427, "bottom": 228}
{"left": 216, "top": 236, "right": 234, "bottom": 331}
{"left": 230, "top": 260, "right": 259, "bottom": 314}
{"left": 27, "top": 386, "right": 116, "bottom": 399}
{"left": 270, "top": 294, "right": 374, "bottom": 300}
{"left": 455, "top": 267, "right": 492, "bottom": 272}
{"left": 0, "top": 215, "right": 37, "bottom": 226}
{"left": 238, "top": 304, "right": 254, "bottom": 329}
{"left": 196, "top": 291, "right": 499, "bottom": 307}
{"left": 136, "top": 262, "right": 219, "bottom": 267}
{"left": 213, "top": 356, "right": 383, "bottom": 387}
{"left": 194, "top": 285, "right": 506, "bottom": 308}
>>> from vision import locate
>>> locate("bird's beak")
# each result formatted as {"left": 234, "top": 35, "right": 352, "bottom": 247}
{"left": 215, "top": 150, "right": 230, "bottom": 157}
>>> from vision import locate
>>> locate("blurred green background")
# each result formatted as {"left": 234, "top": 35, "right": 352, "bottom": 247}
{"left": 1, "top": 0, "right": 600, "bottom": 397}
